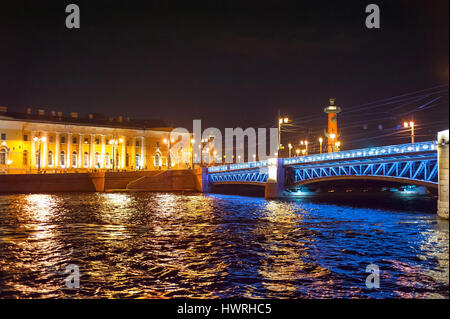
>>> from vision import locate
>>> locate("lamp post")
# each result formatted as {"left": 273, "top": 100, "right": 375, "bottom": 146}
{"left": 190, "top": 139, "right": 195, "bottom": 169}
{"left": 300, "top": 140, "right": 309, "bottom": 155}
{"left": 403, "top": 121, "right": 415, "bottom": 144}
{"left": 296, "top": 149, "right": 300, "bottom": 156}
{"left": 7, "top": 159, "right": 12, "bottom": 173}
{"left": 329, "top": 133, "right": 336, "bottom": 153}
{"left": 335, "top": 141, "right": 341, "bottom": 152}
{"left": 318, "top": 137, "right": 323, "bottom": 154}
{"left": 278, "top": 116, "right": 289, "bottom": 155}
{"left": 163, "top": 137, "right": 173, "bottom": 170}
{"left": 288, "top": 143, "right": 293, "bottom": 157}
{"left": 109, "top": 138, "right": 119, "bottom": 171}
{"left": 33, "top": 135, "right": 46, "bottom": 172}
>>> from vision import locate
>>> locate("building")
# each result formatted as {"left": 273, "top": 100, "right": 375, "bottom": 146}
{"left": 0, "top": 107, "right": 192, "bottom": 174}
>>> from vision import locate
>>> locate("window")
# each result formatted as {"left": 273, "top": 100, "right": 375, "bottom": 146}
{"left": 105, "top": 153, "right": 110, "bottom": 168}
{"left": 95, "top": 152, "right": 100, "bottom": 168}
{"left": 1, "top": 133, "right": 5, "bottom": 140}
{"left": 23, "top": 150, "right": 28, "bottom": 166}
{"left": 48, "top": 151, "right": 53, "bottom": 166}
{"left": 60, "top": 151, "right": 65, "bottom": 167}
{"left": 0, "top": 149, "right": 6, "bottom": 165}
{"left": 23, "top": 135, "right": 28, "bottom": 141}
{"left": 72, "top": 152, "right": 77, "bottom": 167}
{"left": 84, "top": 138, "right": 89, "bottom": 144}
{"left": 49, "top": 136, "right": 54, "bottom": 143}
{"left": 95, "top": 139, "right": 100, "bottom": 145}
{"left": 84, "top": 152, "right": 89, "bottom": 167}
{"left": 126, "top": 153, "right": 129, "bottom": 167}
{"left": 136, "top": 141, "right": 140, "bottom": 147}
{"left": 73, "top": 137, "right": 77, "bottom": 144}
{"left": 60, "top": 136, "right": 66, "bottom": 144}
{"left": 35, "top": 151, "right": 39, "bottom": 167}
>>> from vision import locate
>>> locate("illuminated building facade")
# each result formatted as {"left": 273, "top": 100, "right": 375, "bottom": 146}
{"left": 0, "top": 108, "right": 192, "bottom": 174}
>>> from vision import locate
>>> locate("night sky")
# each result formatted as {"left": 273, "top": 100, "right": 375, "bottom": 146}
{"left": 1, "top": 0, "right": 448, "bottom": 148}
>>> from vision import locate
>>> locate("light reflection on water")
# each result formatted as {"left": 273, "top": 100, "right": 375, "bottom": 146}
{"left": 0, "top": 192, "right": 448, "bottom": 298}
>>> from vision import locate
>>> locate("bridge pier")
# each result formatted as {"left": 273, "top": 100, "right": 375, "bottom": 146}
{"left": 437, "top": 129, "right": 449, "bottom": 220}
{"left": 265, "top": 158, "right": 285, "bottom": 199}
{"left": 196, "top": 167, "right": 211, "bottom": 193}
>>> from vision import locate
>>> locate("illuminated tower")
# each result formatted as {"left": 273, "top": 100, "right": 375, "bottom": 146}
{"left": 324, "top": 98, "right": 341, "bottom": 153}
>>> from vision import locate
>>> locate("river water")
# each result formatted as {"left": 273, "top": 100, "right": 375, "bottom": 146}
{"left": 0, "top": 192, "right": 448, "bottom": 298}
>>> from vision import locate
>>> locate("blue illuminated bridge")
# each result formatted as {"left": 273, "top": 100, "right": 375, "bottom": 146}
{"left": 207, "top": 141, "right": 439, "bottom": 195}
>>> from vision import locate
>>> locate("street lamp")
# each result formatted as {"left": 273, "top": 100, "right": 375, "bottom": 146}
{"left": 296, "top": 149, "right": 300, "bottom": 156}
{"left": 33, "top": 135, "right": 46, "bottom": 172}
{"left": 403, "top": 121, "right": 415, "bottom": 144}
{"left": 6, "top": 159, "right": 12, "bottom": 173}
{"left": 288, "top": 143, "right": 293, "bottom": 157}
{"left": 335, "top": 141, "right": 341, "bottom": 151}
{"left": 190, "top": 139, "right": 195, "bottom": 169}
{"left": 278, "top": 116, "right": 289, "bottom": 154}
{"left": 300, "top": 140, "right": 309, "bottom": 155}
{"left": 318, "top": 137, "right": 323, "bottom": 154}
{"left": 164, "top": 137, "right": 172, "bottom": 170}
{"left": 109, "top": 138, "right": 119, "bottom": 171}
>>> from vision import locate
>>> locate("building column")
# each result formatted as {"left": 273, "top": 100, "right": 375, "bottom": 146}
{"left": 101, "top": 135, "right": 105, "bottom": 168}
{"left": 42, "top": 131, "right": 48, "bottom": 168}
{"left": 132, "top": 137, "right": 137, "bottom": 170}
{"left": 30, "top": 131, "right": 37, "bottom": 168}
{"left": 438, "top": 129, "right": 449, "bottom": 220}
{"left": 55, "top": 132, "right": 60, "bottom": 168}
{"left": 90, "top": 134, "right": 95, "bottom": 169}
{"left": 141, "top": 136, "right": 146, "bottom": 170}
{"left": 78, "top": 134, "right": 83, "bottom": 168}
{"left": 121, "top": 137, "right": 126, "bottom": 169}
{"left": 67, "top": 133, "right": 72, "bottom": 168}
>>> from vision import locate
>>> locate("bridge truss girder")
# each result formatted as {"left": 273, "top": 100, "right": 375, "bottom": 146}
{"left": 208, "top": 168, "right": 268, "bottom": 185}
{"left": 286, "top": 154, "right": 438, "bottom": 187}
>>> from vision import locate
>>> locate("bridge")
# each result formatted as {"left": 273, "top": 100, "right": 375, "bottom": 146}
{"left": 204, "top": 130, "right": 449, "bottom": 219}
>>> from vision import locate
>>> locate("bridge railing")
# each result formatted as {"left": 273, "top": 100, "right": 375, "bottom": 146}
{"left": 208, "top": 160, "right": 268, "bottom": 173}
{"left": 283, "top": 141, "right": 437, "bottom": 166}
{"left": 207, "top": 141, "right": 437, "bottom": 173}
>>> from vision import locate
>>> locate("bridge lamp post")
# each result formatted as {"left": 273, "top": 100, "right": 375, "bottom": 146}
{"left": 238, "top": 155, "right": 241, "bottom": 163}
{"left": 300, "top": 140, "right": 308, "bottom": 155}
{"left": 329, "top": 133, "right": 336, "bottom": 152}
{"left": 278, "top": 117, "right": 289, "bottom": 156}
{"left": 335, "top": 141, "right": 341, "bottom": 152}
{"left": 296, "top": 149, "right": 300, "bottom": 156}
{"left": 253, "top": 154, "right": 256, "bottom": 161}
{"left": 403, "top": 121, "right": 415, "bottom": 144}
{"left": 319, "top": 137, "right": 323, "bottom": 154}
{"left": 288, "top": 143, "right": 293, "bottom": 157}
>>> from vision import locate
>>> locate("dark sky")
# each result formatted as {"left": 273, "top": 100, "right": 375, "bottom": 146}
{"left": 1, "top": 0, "right": 448, "bottom": 145}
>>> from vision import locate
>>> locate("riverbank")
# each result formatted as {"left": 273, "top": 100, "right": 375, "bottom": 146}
{"left": 0, "top": 169, "right": 205, "bottom": 193}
